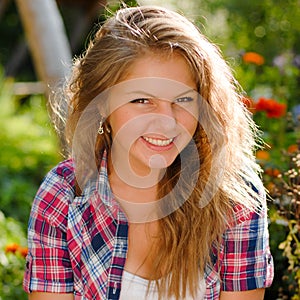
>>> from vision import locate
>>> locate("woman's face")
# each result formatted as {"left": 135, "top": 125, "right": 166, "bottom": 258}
{"left": 107, "top": 52, "right": 199, "bottom": 180}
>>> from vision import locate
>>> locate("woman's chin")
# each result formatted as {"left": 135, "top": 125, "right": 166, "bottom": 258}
{"left": 148, "top": 154, "right": 169, "bottom": 169}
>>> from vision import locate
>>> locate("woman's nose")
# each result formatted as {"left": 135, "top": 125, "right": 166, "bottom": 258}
{"left": 153, "top": 101, "right": 177, "bottom": 130}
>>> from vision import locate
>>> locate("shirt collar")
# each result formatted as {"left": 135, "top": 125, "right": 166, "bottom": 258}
{"left": 76, "top": 151, "right": 127, "bottom": 223}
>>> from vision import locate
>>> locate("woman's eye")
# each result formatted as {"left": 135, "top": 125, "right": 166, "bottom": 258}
{"left": 130, "top": 98, "right": 150, "bottom": 104}
{"left": 174, "top": 96, "right": 194, "bottom": 103}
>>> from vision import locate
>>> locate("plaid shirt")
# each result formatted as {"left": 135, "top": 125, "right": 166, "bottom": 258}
{"left": 23, "top": 155, "right": 274, "bottom": 299}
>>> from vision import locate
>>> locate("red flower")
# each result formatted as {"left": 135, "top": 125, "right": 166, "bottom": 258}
{"left": 265, "top": 168, "right": 281, "bottom": 177}
{"left": 242, "top": 52, "right": 265, "bottom": 65}
{"left": 241, "top": 96, "right": 255, "bottom": 113}
{"left": 255, "top": 97, "right": 286, "bottom": 118}
{"left": 287, "top": 144, "right": 299, "bottom": 153}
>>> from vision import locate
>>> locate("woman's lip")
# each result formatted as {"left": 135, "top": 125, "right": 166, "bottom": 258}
{"left": 140, "top": 136, "right": 176, "bottom": 151}
{"left": 142, "top": 136, "right": 174, "bottom": 146}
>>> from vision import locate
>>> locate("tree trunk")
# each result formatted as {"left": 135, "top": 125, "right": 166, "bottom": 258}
{"left": 15, "top": 0, "right": 72, "bottom": 155}
{"left": 15, "top": 0, "right": 72, "bottom": 95}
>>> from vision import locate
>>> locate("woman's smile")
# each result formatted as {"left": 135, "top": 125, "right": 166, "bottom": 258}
{"left": 141, "top": 136, "right": 175, "bottom": 149}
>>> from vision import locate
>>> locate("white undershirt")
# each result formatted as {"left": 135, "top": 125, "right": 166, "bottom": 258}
{"left": 119, "top": 270, "right": 206, "bottom": 300}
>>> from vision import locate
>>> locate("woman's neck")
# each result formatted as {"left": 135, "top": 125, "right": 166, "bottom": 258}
{"left": 108, "top": 161, "right": 163, "bottom": 222}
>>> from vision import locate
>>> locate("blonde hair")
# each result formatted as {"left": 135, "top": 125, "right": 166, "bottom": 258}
{"left": 52, "top": 5, "right": 264, "bottom": 299}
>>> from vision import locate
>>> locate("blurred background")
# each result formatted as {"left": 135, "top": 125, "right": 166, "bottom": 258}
{"left": 0, "top": 0, "right": 299, "bottom": 299}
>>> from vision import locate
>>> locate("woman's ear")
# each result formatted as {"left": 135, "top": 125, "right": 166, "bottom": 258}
{"left": 97, "top": 103, "right": 109, "bottom": 121}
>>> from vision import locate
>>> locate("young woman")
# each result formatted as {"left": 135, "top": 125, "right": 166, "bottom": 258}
{"left": 23, "top": 5, "right": 274, "bottom": 300}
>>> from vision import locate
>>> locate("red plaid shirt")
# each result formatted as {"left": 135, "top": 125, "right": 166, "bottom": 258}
{"left": 23, "top": 155, "right": 274, "bottom": 299}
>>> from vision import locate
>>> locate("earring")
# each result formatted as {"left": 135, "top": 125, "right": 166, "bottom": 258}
{"left": 106, "top": 125, "right": 111, "bottom": 134}
{"left": 98, "top": 118, "right": 104, "bottom": 135}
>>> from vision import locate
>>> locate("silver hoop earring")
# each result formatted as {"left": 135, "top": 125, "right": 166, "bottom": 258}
{"left": 98, "top": 118, "right": 104, "bottom": 135}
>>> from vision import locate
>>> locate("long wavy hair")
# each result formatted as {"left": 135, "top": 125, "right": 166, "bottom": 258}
{"left": 51, "top": 5, "right": 264, "bottom": 299}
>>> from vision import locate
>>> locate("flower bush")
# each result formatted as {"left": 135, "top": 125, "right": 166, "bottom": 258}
{"left": 238, "top": 51, "right": 300, "bottom": 299}
{"left": 0, "top": 211, "right": 27, "bottom": 300}
{"left": 267, "top": 147, "right": 300, "bottom": 300}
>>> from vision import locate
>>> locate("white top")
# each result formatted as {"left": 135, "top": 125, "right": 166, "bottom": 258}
{"left": 119, "top": 270, "right": 206, "bottom": 300}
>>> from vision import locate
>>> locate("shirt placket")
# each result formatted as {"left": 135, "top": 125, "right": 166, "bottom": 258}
{"left": 106, "top": 220, "right": 128, "bottom": 300}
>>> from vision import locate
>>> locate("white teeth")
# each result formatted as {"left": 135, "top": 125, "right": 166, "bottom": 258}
{"left": 143, "top": 136, "right": 173, "bottom": 146}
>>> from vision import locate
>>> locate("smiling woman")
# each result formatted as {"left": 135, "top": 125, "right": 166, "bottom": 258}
{"left": 24, "top": 5, "right": 274, "bottom": 300}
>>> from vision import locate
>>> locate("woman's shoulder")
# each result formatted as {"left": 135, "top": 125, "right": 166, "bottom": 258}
{"left": 42, "top": 158, "right": 76, "bottom": 191}
{"left": 30, "top": 159, "right": 76, "bottom": 228}
{"left": 230, "top": 178, "right": 267, "bottom": 227}
{"left": 43, "top": 158, "right": 76, "bottom": 199}
{"left": 51, "top": 158, "right": 75, "bottom": 182}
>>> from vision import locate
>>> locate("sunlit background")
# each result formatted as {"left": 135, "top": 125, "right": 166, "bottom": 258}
{"left": 0, "top": 0, "right": 299, "bottom": 299}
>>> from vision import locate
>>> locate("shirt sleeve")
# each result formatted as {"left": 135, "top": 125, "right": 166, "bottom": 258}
{"left": 220, "top": 206, "right": 274, "bottom": 291}
{"left": 23, "top": 161, "right": 75, "bottom": 294}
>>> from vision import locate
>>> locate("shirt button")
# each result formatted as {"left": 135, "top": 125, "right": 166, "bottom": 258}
{"left": 113, "top": 281, "right": 117, "bottom": 294}
{"left": 119, "top": 242, "right": 124, "bottom": 254}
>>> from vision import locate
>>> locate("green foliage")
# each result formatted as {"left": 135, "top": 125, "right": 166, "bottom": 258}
{"left": 0, "top": 211, "right": 27, "bottom": 300}
{"left": 0, "top": 72, "right": 61, "bottom": 227}
{"left": 207, "top": 0, "right": 300, "bottom": 56}
{"left": 0, "top": 69, "right": 60, "bottom": 298}
{"left": 0, "top": 0, "right": 36, "bottom": 81}
{"left": 201, "top": 0, "right": 300, "bottom": 114}
{"left": 267, "top": 149, "right": 300, "bottom": 299}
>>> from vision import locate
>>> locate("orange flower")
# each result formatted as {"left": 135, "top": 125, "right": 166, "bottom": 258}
{"left": 272, "top": 169, "right": 281, "bottom": 177}
{"left": 256, "top": 150, "right": 270, "bottom": 161}
{"left": 4, "top": 243, "right": 28, "bottom": 258}
{"left": 287, "top": 144, "right": 299, "bottom": 153}
{"left": 255, "top": 97, "right": 286, "bottom": 118}
{"left": 266, "top": 182, "right": 276, "bottom": 193}
{"left": 5, "top": 243, "right": 19, "bottom": 254}
{"left": 242, "top": 52, "right": 265, "bottom": 65}
{"left": 18, "top": 247, "right": 28, "bottom": 258}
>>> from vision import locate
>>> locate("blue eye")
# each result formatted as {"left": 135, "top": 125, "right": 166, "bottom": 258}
{"left": 175, "top": 96, "right": 194, "bottom": 103}
{"left": 130, "top": 98, "right": 150, "bottom": 104}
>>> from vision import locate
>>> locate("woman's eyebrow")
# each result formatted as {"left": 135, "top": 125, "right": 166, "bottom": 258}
{"left": 125, "top": 90, "right": 157, "bottom": 98}
{"left": 175, "top": 89, "right": 197, "bottom": 97}
{"left": 125, "top": 89, "right": 196, "bottom": 99}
